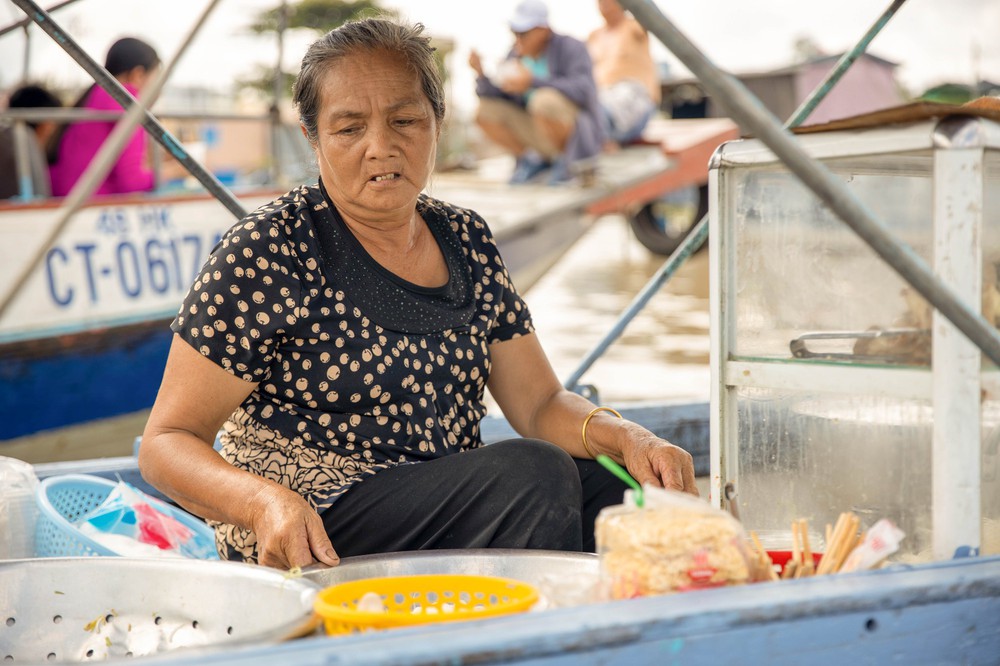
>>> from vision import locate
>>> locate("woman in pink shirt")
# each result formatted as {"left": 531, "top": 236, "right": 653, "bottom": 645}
{"left": 49, "top": 37, "right": 160, "bottom": 197}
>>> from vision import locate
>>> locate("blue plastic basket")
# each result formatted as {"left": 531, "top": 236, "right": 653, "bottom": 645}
{"left": 34, "top": 474, "right": 218, "bottom": 559}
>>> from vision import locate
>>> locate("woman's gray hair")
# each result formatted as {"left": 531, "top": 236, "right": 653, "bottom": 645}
{"left": 293, "top": 17, "right": 446, "bottom": 144}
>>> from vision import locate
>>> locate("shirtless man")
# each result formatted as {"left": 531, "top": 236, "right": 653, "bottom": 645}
{"left": 587, "top": 0, "right": 661, "bottom": 147}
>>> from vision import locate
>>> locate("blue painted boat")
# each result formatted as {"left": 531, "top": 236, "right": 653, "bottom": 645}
{"left": 0, "top": 190, "right": 273, "bottom": 440}
{"left": 9, "top": 1, "right": 999, "bottom": 662}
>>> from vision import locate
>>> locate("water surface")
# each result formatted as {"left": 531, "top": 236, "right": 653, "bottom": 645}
{"left": 517, "top": 213, "right": 710, "bottom": 407}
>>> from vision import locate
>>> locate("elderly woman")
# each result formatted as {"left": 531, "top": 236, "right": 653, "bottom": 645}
{"left": 139, "top": 17, "right": 696, "bottom": 570}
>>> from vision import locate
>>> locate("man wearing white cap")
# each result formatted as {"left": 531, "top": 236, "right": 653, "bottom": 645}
{"left": 469, "top": 0, "right": 605, "bottom": 185}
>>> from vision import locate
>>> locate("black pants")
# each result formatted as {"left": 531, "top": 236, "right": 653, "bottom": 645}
{"left": 321, "top": 439, "right": 628, "bottom": 556}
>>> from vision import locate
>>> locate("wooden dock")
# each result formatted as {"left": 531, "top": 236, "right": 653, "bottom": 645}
{"left": 427, "top": 144, "right": 671, "bottom": 290}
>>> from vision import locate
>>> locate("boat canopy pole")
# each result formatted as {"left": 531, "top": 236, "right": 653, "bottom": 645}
{"left": 9, "top": 0, "right": 248, "bottom": 221}
{"left": 270, "top": 0, "right": 288, "bottom": 186}
{"left": 0, "top": 0, "right": 80, "bottom": 39}
{"left": 564, "top": 0, "right": 909, "bottom": 390}
{"left": 0, "top": 0, "right": 225, "bottom": 322}
{"left": 784, "top": 0, "right": 907, "bottom": 129}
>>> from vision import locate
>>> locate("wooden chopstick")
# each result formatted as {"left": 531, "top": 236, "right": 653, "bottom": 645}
{"left": 749, "top": 530, "right": 779, "bottom": 581}
{"left": 817, "top": 513, "right": 850, "bottom": 575}
{"left": 816, "top": 512, "right": 861, "bottom": 575}
{"left": 796, "top": 519, "right": 815, "bottom": 578}
{"left": 756, "top": 513, "right": 864, "bottom": 581}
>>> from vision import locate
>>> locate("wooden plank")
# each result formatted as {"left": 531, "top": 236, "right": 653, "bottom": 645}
{"left": 587, "top": 118, "right": 740, "bottom": 217}
{"left": 425, "top": 145, "right": 674, "bottom": 290}
{"left": 428, "top": 143, "right": 673, "bottom": 230}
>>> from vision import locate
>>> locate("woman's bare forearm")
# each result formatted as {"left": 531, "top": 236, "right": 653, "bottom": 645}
{"left": 139, "top": 427, "right": 280, "bottom": 531}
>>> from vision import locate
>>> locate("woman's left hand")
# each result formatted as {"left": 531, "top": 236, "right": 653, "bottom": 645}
{"left": 619, "top": 430, "right": 699, "bottom": 496}
{"left": 485, "top": 335, "right": 700, "bottom": 496}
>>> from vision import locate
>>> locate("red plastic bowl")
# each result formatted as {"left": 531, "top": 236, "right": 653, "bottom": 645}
{"left": 766, "top": 550, "right": 823, "bottom": 575}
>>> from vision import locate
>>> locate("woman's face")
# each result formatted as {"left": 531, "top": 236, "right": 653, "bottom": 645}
{"left": 311, "top": 50, "right": 439, "bottom": 225}
{"left": 119, "top": 64, "right": 158, "bottom": 92}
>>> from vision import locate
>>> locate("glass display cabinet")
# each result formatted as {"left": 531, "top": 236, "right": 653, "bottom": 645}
{"left": 708, "top": 115, "right": 1000, "bottom": 561}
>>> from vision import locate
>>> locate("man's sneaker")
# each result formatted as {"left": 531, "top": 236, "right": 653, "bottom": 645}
{"left": 546, "top": 159, "right": 573, "bottom": 186}
{"left": 509, "top": 151, "right": 551, "bottom": 184}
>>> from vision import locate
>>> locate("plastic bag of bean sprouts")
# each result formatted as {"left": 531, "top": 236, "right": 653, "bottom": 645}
{"left": 595, "top": 485, "right": 757, "bottom": 599}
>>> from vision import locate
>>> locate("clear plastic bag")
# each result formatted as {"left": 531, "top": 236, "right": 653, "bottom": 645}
{"left": 595, "top": 485, "right": 756, "bottom": 599}
{"left": 75, "top": 480, "right": 216, "bottom": 559}
{"left": 840, "top": 518, "right": 905, "bottom": 573}
{"left": 0, "top": 456, "right": 39, "bottom": 559}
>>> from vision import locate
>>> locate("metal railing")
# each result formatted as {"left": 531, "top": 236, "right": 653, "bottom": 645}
{"left": 0, "top": 107, "right": 290, "bottom": 201}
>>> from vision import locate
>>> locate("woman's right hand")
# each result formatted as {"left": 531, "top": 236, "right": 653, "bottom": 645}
{"left": 248, "top": 483, "right": 340, "bottom": 570}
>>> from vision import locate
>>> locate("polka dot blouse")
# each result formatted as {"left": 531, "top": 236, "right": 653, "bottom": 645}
{"left": 171, "top": 182, "right": 534, "bottom": 562}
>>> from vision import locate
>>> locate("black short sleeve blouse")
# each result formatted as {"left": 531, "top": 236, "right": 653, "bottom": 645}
{"left": 170, "top": 183, "right": 534, "bottom": 562}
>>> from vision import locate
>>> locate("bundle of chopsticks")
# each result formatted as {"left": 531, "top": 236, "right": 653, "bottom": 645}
{"left": 749, "top": 512, "right": 863, "bottom": 581}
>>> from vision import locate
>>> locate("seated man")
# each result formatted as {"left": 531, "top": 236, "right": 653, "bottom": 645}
{"left": 587, "top": 0, "right": 661, "bottom": 147}
{"left": 469, "top": 0, "right": 604, "bottom": 185}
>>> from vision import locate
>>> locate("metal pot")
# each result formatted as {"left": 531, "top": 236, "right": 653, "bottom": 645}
{"left": 304, "top": 549, "right": 599, "bottom": 589}
{"left": 0, "top": 557, "right": 319, "bottom": 663}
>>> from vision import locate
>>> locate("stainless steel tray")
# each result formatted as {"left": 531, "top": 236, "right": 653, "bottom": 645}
{"left": 0, "top": 557, "right": 319, "bottom": 663}
{"left": 303, "top": 549, "right": 599, "bottom": 589}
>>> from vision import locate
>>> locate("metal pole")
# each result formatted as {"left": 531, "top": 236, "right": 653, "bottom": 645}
{"left": 0, "top": 0, "right": 224, "bottom": 322}
{"left": 0, "top": 0, "right": 81, "bottom": 39}
{"left": 786, "top": 0, "right": 907, "bottom": 128}
{"left": 20, "top": 23, "right": 30, "bottom": 80}
{"left": 564, "top": 217, "right": 707, "bottom": 390}
{"left": 9, "top": 0, "right": 248, "bottom": 220}
{"left": 270, "top": 0, "right": 288, "bottom": 186}
{"left": 564, "top": 0, "right": 909, "bottom": 390}
{"left": 622, "top": 0, "right": 1000, "bottom": 366}
{"left": 11, "top": 120, "right": 34, "bottom": 199}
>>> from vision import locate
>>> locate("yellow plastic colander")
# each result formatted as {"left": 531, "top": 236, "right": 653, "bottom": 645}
{"left": 314, "top": 573, "right": 539, "bottom": 635}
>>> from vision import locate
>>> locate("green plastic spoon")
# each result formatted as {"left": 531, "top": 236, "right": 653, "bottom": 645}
{"left": 596, "top": 454, "right": 644, "bottom": 508}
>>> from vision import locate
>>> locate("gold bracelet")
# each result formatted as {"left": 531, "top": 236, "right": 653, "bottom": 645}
{"left": 581, "top": 406, "right": 622, "bottom": 459}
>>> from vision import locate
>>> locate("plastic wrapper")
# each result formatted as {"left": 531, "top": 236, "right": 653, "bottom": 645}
{"left": 0, "top": 456, "right": 39, "bottom": 559}
{"left": 840, "top": 518, "right": 905, "bottom": 573}
{"left": 75, "top": 481, "right": 216, "bottom": 559}
{"left": 596, "top": 485, "right": 756, "bottom": 598}
{"left": 536, "top": 571, "right": 602, "bottom": 608}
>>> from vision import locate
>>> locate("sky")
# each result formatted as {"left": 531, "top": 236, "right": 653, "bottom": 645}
{"left": 1, "top": 0, "right": 998, "bottom": 120}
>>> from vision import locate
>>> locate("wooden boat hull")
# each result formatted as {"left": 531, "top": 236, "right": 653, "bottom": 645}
{"left": 0, "top": 318, "right": 171, "bottom": 438}
{"left": 0, "top": 190, "right": 278, "bottom": 440}
{"left": 20, "top": 451, "right": 1000, "bottom": 665}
